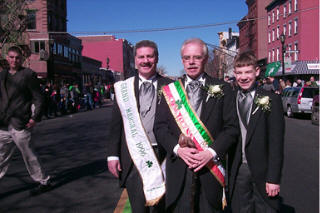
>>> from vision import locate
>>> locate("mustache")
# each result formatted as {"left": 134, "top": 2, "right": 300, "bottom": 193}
{"left": 140, "top": 62, "right": 152, "bottom": 67}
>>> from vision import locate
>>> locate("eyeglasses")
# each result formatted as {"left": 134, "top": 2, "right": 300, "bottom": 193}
{"left": 182, "top": 55, "right": 204, "bottom": 62}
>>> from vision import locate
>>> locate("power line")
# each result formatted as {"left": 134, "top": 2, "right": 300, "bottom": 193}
{"left": 44, "top": 5, "right": 318, "bottom": 35}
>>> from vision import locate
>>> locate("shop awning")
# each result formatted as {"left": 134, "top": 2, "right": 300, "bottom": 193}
{"left": 266, "top": 61, "right": 320, "bottom": 76}
{"left": 265, "top": 61, "right": 281, "bottom": 77}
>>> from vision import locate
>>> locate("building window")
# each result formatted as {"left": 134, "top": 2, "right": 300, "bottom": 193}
{"left": 268, "top": 31, "right": 271, "bottom": 43}
{"left": 268, "top": 51, "right": 271, "bottom": 62}
{"left": 294, "top": 0, "right": 298, "bottom": 11}
{"left": 277, "top": 26, "right": 280, "bottom": 39}
{"left": 268, "top": 14, "right": 271, "bottom": 25}
{"left": 52, "top": 42, "right": 57, "bottom": 55}
{"left": 276, "top": 8, "right": 280, "bottom": 20}
{"left": 272, "top": 29, "right": 275, "bottom": 41}
{"left": 272, "top": 49, "right": 275, "bottom": 62}
{"left": 294, "top": 18, "right": 298, "bottom": 34}
{"left": 283, "top": 5, "right": 287, "bottom": 18}
{"left": 288, "top": 44, "right": 292, "bottom": 58}
{"left": 272, "top": 11, "right": 275, "bottom": 23}
{"left": 288, "top": 21, "right": 292, "bottom": 36}
{"left": 276, "top": 48, "right": 280, "bottom": 61}
{"left": 26, "top": 10, "right": 36, "bottom": 30}
{"left": 30, "top": 40, "right": 45, "bottom": 53}
{"left": 57, "top": 44, "right": 63, "bottom": 56}
{"left": 63, "top": 46, "right": 69, "bottom": 58}
{"left": 288, "top": 0, "right": 292, "bottom": 14}
{"left": 283, "top": 24, "right": 287, "bottom": 35}
{"left": 294, "top": 43, "right": 298, "bottom": 60}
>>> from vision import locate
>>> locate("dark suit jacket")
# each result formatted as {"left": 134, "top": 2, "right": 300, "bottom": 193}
{"left": 228, "top": 87, "right": 285, "bottom": 210}
{"left": 106, "top": 74, "right": 173, "bottom": 187}
{"left": 154, "top": 73, "right": 239, "bottom": 210}
{"left": 0, "top": 68, "right": 43, "bottom": 129}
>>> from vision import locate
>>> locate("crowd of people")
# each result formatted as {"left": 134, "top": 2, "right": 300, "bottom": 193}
{"left": 40, "top": 81, "right": 113, "bottom": 118}
{"left": 224, "top": 74, "right": 318, "bottom": 95}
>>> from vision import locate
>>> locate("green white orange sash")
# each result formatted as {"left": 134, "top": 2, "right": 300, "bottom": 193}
{"left": 162, "top": 80, "right": 226, "bottom": 186}
{"left": 114, "top": 77, "right": 165, "bottom": 206}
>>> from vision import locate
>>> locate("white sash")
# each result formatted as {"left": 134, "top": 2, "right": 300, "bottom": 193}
{"left": 114, "top": 77, "right": 165, "bottom": 206}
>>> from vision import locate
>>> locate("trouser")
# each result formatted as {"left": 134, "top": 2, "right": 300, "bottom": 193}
{"left": 170, "top": 169, "right": 222, "bottom": 213}
{"left": 231, "top": 163, "right": 277, "bottom": 213}
{"left": 0, "top": 125, "right": 50, "bottom": 185}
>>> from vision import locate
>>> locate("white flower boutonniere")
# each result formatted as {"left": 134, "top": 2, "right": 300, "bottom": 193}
{"left": 252, "top": 95, "right": 271, "bottom": 115}
{"left": 202, "top": 84, "right": 224, "bottom": 102}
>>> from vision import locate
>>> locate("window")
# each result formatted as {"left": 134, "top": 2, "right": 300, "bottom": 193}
{"left": 57, "top": 44, "right": 63, "bottom": 55}
{"left": 272, "top": 29, "right": 275, "bottom": 41}
{"left": 272, "top": 11, "right": 275, "bottom": 23}
{"left": 288, "top": 44, "right": 292, "bottom": 58}
{"left": 277, "top": 26, "right": 280, "bottom": 39}
{"left": 294, "top": 42, "right": 298, "bottom": 60}
{"left": 268, "top": 51, "right": 271, "bottom": 62}
{"left": 277, "top": 8, "right": 280, "bottom": 20}
{"left": 277, "top": 48, "right": 280, "bottom": 61}
{"left": 52, "top": 42, "right": 57, "bottom": 55}
{"left": 30, "top": 40, "right": 45, "bottom": 53}
{"left": 288, "top": 21, "right": 292, "bottom": 36}
{"left": 268, "top": 14, "right": 271, "bottom": 25}
{"left": 283, "top": 24, "right": 287, "bottom": 35}
{"left": 272, "top": 49, "right": 275, "bottom": 62}
{"left": 294, "top": 18, "right": 298, "bottom": 34}
{"left": 63, "top": 46, "right": 69, "bottom": 58}
{"left": 268, "top": 31, "right": 271, "bottom": 43}
{"left": 283, "top": 5, "right": 287, "bottom": 18}
{"left": 26, "top": 10, "right": 36, "bottom": 30}
{"left": 294, "top": 0, "right": 298, "bottom": 11}
{"left": 288, "top": 0, "right": 292, "bottom": 14}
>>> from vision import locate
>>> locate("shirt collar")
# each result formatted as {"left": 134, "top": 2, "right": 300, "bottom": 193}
{"left": 185, "top": 73, "right": 205, "bottom": 86}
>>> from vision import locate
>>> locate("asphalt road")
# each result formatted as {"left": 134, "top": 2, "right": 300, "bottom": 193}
{"left": 0, "top": 106, "right": 318, "bottom": 213}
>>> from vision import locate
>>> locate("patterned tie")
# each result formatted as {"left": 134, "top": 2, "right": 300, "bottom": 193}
{"left": 238, "top": 91, "right": 253, "bottom": 126}
{"left": 186, "top": 81, "right": 202, "bottom": 114}
{"left": 139, "top": 81, "right": 155, "bottom": 117}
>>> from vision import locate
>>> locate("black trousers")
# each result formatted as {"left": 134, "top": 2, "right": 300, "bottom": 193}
{"left": 169, "top": 169, "right": 223, "bottom": 213}
{"left": 231, "top": 163, "right": 277, "bottom": 213}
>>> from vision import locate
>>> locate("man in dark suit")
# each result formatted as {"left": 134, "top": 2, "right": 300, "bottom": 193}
{"left": 0, "top": 46, "right": 51, "bottom": 195}
{"left": 228, "top": 51, "right": 284, "bottom": 213}
{"left": 154, "top": 38, "right": 239, "bottom": 212}
{"left": 107, "top": 40, "right": 172, "bottom": 213}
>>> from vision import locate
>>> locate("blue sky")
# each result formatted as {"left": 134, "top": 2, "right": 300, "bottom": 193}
{"left": 67, "top": 0, "right": 248, "bottom": 76}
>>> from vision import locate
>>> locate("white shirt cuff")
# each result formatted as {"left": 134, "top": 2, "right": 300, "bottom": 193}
{"left": 208, "top": 148, "right": 217, "bottom": 160}
{"left": 173, "top": 144, "right": 180, "bottom": 156}
{"left": 107, "top": 156, "right": 119, "bottom": 161}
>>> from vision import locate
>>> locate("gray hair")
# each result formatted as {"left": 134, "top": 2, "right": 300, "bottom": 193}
{"left": 180, "top": 38, "right": 208, "bottom": 59}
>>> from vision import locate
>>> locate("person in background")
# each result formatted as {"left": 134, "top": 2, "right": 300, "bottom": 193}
{"left": 0, "top": 46, "right": 51, "bottom": 195}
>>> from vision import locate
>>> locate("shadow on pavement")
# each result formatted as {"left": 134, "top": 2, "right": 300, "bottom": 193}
{"left": 51, "top": 159, "right": 107, "bottom": 188}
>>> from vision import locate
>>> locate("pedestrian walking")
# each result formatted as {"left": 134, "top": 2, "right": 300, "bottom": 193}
{"left": 0, "top": 46, "right": 52, "bottom": 195}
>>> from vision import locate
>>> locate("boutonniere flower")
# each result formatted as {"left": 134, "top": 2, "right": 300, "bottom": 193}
{"left": 202, "top": 84, "right": 224, "bottom": 102}
{"left": 252, "top": 95, "right": 271, "bottom": 115}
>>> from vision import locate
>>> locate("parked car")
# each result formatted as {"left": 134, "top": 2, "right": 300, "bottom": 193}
{"left": 281, "top": 87, "right": 318, "bottom": 117}
{"left": 311, "top": 94, "right": 319, "bottom": 125}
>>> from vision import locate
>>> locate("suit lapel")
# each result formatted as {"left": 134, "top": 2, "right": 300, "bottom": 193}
{"left": 134, "top": 75, "right": 140, "bottom": 110}
{"left": 245, "top": 88, "right": 263, "bottom": 146}
{"left": 200, "top": 74, "right": 217, "bottom": 122}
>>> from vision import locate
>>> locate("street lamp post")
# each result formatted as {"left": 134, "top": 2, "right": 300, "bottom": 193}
{"left": 280, "top": 33, "right": 286, "bottom": 77}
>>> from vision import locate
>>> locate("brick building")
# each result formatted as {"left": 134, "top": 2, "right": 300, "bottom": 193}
{"left": 237, "top": 0, "right": 273, "bottom": 72}
{"left": 77, "top": 35, "right": 135, "bottom": 81}
{"left": 266, "top": 0, "right": 319, "bottom": 78}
